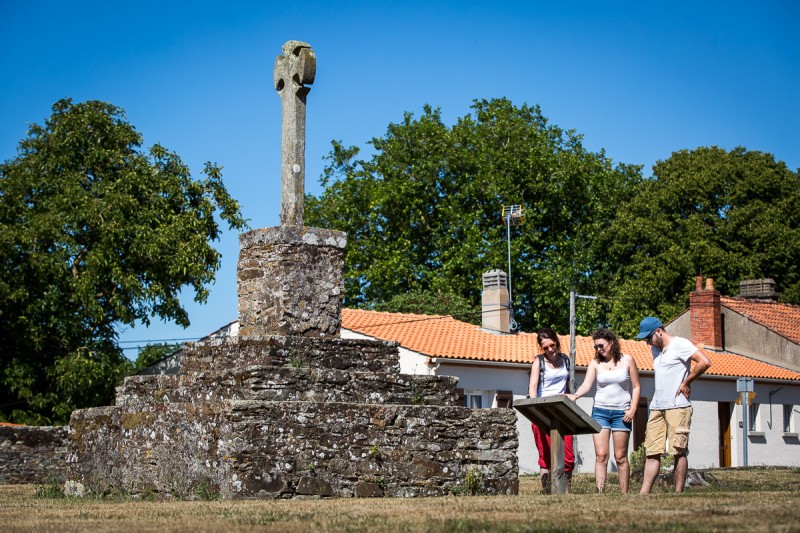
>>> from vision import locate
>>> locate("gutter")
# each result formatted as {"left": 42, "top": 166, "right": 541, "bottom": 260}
{"left": 429, "top": 357, "right": 800, "bottom": 385}
{"left": 429, "top": 357, "right": 543, "bottom": 370}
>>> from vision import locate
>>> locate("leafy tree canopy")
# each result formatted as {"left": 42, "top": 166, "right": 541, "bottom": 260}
{"left": 306, "top": 98, "right": 643, "bottom": 333}
{"left": 132, "top": 343, "right": 182, "bottom": 373}
{"left": 0, "top": 99, "right": 246, "bottom": 424}
{"left": 603, "top": 146, "right": 800, "bottom": 337}
{"left": 374, "top": 289, "right": 481, "bottom": 325}
{"left": 308, "top": 100, "right": 800, "bottom": 339}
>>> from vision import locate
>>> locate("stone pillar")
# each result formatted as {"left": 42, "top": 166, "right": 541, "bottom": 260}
{"left": 238, "top": 226, "right": 347, "bottom": 337}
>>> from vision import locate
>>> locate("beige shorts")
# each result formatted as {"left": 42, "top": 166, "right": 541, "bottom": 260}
{"left": 644, "top": 407, "right": 692, "bottom": 456}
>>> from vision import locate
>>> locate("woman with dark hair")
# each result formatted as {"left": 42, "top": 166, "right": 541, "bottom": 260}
{"left": 567, "top": 328, "right": 641, "bottom": 492}
{"left": 528, "top": 327, "right": 574, "bottom": 492}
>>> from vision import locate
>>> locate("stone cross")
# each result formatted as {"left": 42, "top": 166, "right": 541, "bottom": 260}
{"left": 274, "top": 40, "right": 316, "bottom": 226}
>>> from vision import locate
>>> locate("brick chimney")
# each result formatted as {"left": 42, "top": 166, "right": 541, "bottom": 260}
{"left": 689, "top": 276, "right": 723, "bottom": 350}
{"left": 481, "top": 270, "right": 510, "bottom": 333}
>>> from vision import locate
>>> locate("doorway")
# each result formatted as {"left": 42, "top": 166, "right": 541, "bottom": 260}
{"left": 718, "top": 402, "right": 731, "bottom": 467}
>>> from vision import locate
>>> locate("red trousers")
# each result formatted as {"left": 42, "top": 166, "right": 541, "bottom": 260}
{"left": 532, "top": 423, "right": 574, "bottom": 472}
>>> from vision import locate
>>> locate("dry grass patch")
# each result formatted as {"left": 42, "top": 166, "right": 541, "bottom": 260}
{"left": 1, "top": 468, "right": 798, "bottom": 532}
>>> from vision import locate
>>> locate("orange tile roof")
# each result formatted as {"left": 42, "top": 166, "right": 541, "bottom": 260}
{"left": 722, "top": 297, "right": 800, "bottom": 345}
{"left": 342, "top": 308, "right": 800, "bottom": 382}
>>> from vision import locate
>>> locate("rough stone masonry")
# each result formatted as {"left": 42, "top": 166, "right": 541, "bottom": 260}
{"left": 65, "top": 40, "right": 519, "bottom": 498}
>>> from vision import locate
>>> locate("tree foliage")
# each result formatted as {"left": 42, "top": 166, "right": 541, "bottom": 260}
{"left": 306, "top": 98, "right": 642, "bottom": 333}
{"left": 132, "top": 343, "right": 181, "bottom": 373}
{"left": 374, "top": 290, "right": 481, "bottom": 325}
{"left": 0, "top": 99, "right": 246, "bottom": 424}
{"left": 603, "top": 146, "right": 800, "bottom": 336}
{"left": 308, "top": 100, "right": 800, "bottom": 339}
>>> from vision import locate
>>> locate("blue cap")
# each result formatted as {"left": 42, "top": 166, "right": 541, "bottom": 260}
{"left": 635, "top": 316, "right": 663, "bottom": 339}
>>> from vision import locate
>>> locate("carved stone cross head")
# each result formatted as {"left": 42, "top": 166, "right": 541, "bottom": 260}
{"left": 274, "top": 41, "right": 316, "bottom": 226}
{"left": 274, "top": 41, "right": 316, "bottom": 93}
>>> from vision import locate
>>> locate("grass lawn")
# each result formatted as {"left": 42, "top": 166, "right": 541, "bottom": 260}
{"left": 1, "top": 468, "right": 798, "bottom": 532}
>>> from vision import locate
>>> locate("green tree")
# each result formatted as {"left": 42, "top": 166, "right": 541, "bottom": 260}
{"left": 603, "top": 146, "right": 800, "bottom": 337}
{"left": 0, "top": 99, "right": 247, "bottom": 424}
{"left": 375, "top": 289, "right": 481, "bottom": 324}
{"left": 306, "top": 98, "right": 642, "bottom": 332}
{"left": 132, "top": 343, "right": 182, "bottom": 373}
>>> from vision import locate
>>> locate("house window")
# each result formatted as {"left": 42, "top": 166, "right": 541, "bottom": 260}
{"left": 748, "top": 403, "right": 759, "bottom": 432}
{"left": 784, "top": 405, "right": 795, "bottom": 434}
{"left": 464, "top": 389, "right": 488, "bottom": 409}
{"left": 495, "top": 390, "right": 514, "bottom": 409}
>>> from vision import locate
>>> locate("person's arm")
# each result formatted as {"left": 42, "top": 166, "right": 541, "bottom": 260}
{"left": 677, "top": 350, "right": 712, "bottom": 399}
{"left": 528, "top": 356, "right": 541, "bottom": 398}
{"left": 624, "top": 355, "right": 641, "bottom": 423}
{"left": 566, "top": 360, "right": 597, "bottom": 401}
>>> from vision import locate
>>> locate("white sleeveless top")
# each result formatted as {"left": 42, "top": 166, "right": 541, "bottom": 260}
{"left": 594, "top": 360, "right": 631, "bottom": 410}
{"left": 538, "top": 357, "right": 569, "bottom": 397}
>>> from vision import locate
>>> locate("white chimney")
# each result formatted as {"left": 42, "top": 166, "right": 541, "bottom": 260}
{"left": 482, "top": 270, "right": 510, "bottom": 333}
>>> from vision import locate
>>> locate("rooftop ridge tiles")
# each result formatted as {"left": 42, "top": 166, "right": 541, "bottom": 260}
{"left": 341, "top": 308, "right": 800, "bottom": 383}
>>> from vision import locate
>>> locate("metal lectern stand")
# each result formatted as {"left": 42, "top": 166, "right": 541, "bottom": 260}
{"left": 514, "top": 396, "right": 601, "bottom": 494}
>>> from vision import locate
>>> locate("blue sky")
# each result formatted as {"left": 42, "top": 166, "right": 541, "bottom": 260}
{"left": 2, "top": 1, "right": 798, "bottom": 357}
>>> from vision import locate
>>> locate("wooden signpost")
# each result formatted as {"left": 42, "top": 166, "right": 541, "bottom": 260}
{"left": 514, "top": 396, "right": 601, "bottom": 494}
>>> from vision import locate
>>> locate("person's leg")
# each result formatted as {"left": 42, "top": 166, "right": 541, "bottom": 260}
{"left": 674, "top": 453, "right": 688, "bottom": 493}
{"left": 532, "top": 423, "right": 549, "bottom": 471}
{"left": 612, "top": 430, "right": 631, "bottom": 493}
{"left": 641, "top": 455, "right": 661, "bottom": 493}
{"left": 563, "top": 434, "right": 575, "bottom": 493}
{"left": 665, "top": 407, "right": 692, "bottom": 493}
{"left": 564, "top": 434, "right": 575, "bottom": 473}
{"left": 593, "top": 429, "right": 610, "bottom": 492}
{"left": 640, "top": 410, "right": 666, "bottom": 494}
{"left": 532, "top": 423, "right": 551, "bottom": 491}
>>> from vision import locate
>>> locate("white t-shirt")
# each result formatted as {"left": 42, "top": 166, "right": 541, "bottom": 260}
{"left": 651, "top": 336, "right": 698, "bottom": 410}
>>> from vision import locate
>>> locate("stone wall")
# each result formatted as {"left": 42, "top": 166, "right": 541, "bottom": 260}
{"left": 0, "top": 425, "right": 68, "bottom": 483}
{"left": 117, "top": 367, "right": 460, "bottom": 407}
{"left": 237, "top": 226, "right": 346, "bottom": 337}
{"left": 65, "top": 333, "right": 520, "bottom": 499}
{"left": 180, "top": 336, "right": 400, "bottom": 374}
{"left": 68, "top": 401, "right": 518, "bottom": 498}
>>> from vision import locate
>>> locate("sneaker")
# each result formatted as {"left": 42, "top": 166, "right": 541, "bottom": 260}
{"left": 541, "top": 472, "right": 551, "bottom": 494}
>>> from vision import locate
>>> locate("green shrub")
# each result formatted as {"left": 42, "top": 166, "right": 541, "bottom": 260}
{"left": 630, "top": 444, "right": 675, "bottom": 473}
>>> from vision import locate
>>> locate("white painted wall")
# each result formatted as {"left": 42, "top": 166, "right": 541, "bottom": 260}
{"left": 432, "top": 363, "right": 800, "bottom": 473}
{"left": 341, "top": 329, "right": 800, "bottom": 472}
{"left": 728, "top": 382, "right": 800, "bottom": 467}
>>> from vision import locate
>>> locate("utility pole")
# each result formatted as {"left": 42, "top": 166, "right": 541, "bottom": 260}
{"left": 568, "top": 291, "right": 598, "bottom": 393}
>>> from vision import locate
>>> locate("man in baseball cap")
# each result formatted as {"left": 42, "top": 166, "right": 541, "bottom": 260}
{"left": 637, "top": 316, "right": 712, "bottom": 493}
{"left": 635, "top": 316, "right": 663, "bottom": 341}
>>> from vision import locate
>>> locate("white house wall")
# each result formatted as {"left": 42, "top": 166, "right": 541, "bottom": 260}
{"left": 722, "top": 310, "right": 800, "bottom": 372}
{"left": 668, "top": 308, "right": 800, "bottom": 372}
{"left": 339, "top": 329, "right": 800, "bottom": 472}
{"left": 435, "top": 361, "right": 800, "bottom": 473}
{"left": 727, "top": 381, "right": 800, "bottom": 467}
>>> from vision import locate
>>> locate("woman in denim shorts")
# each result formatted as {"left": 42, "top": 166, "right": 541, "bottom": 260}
{"left": 567, "top": 328, "right": 641, "bottom": 492}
